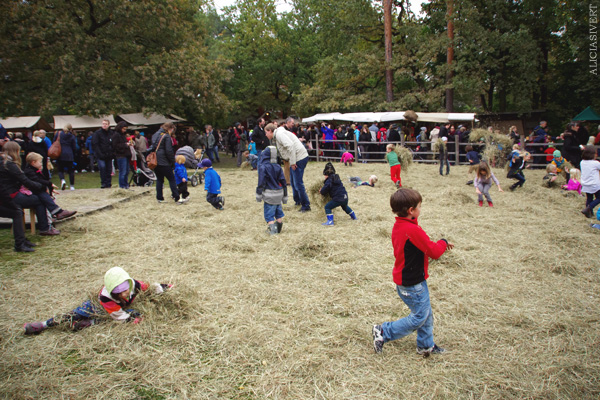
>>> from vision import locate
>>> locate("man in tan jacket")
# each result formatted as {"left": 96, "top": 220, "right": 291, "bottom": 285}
{"left": 265, "top": 118, "right": 311, "bottom": 212}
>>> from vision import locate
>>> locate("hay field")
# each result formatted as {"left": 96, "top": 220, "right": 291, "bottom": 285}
{"left": 1, "top": 161, "right": 600, "bottom": 399}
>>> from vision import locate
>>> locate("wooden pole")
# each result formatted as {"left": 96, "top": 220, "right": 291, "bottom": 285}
{"left": 384, "top": 0, "right": 394, "bottom": 103}
{"left": 445, "top": 0, "right": 454, "bottom": 112}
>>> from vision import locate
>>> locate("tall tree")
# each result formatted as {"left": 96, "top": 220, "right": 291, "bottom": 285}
{"left": 0, "top": 0, "right": 231, "bottom": 122}
{"left": 217, "top": 0, "right": 318, "bottom": 121}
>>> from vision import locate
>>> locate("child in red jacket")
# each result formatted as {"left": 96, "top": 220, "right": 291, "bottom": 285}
{"left": 372, "top": 188, "right": 454, "bottom": 356}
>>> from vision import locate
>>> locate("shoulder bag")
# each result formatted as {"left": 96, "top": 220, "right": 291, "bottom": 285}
{"left": 48, "top": 131, "right": 62, "bottom": 160}
{"left": 146, "top": 134, "right": 166, "bottom": 170}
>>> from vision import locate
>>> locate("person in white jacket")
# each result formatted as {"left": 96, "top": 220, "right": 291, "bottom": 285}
{"left": 265, "top": 118, "right": 311, "bottom": 212}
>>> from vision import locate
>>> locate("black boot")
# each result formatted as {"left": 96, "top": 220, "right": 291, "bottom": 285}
{"left": 276, "top": 221, "right": 283, "bottom": 233}
{"left": 581, "top": 206, "right": 593, "bottom": 218}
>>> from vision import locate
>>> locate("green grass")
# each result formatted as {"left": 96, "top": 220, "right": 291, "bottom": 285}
{"left": 49, "top": 154, "right": 240, "bottom": 189}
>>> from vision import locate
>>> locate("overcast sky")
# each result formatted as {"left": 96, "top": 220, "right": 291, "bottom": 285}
{"left": 211, "top": 0, "right": 426, "bottom": 16}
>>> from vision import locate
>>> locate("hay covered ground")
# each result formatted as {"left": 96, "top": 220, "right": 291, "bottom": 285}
{"left": 1, "top": 160, "right": 600, "bottom": 399}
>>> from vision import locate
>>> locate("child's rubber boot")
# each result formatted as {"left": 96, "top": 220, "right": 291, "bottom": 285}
{"left": 72, "top": 319, "right": 96, "bottom": 331}
{"left": 24, "top": 321, "right": 46, "bottom": 335}
{"left": 488, "top": 201, "right": 493, "bottom": 207}
{"left": 478, "top": 201, "right": 483, "bottom": 207}
{"left": 349, "top": 211, "right": 357, "bottom": 220}
{"left": 268, "top": 223, "right": 278, "bottom": 235}
{"left": 322, "top": 214, "right": 334, "bottom": 226}
{"left": 581, "top": 206, "right": 593, "bottom": 218}
{"left": 276, "top": 221, "right": 283, "bottom": 233}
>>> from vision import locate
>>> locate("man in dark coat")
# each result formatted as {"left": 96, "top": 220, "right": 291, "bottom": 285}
{"left": 387, "top": 124, "right": 401, "bottom": 143}
{"left": 92, "top": 119, "right": 114, "bottom": 188}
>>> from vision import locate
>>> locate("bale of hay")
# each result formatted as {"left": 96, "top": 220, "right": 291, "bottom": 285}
{"left": 468, "top": 128, "right": 513, "bottom": 167}
{"left": 393, "top": 145, "right": 413, "bottom": 170}
{"left": 308, "top": 179, "right": 330, "bottom": 211}
{"left": 403, "top": 110, "right": 418, "bottom": 122}
{"left": 240, "top": 161, "right": 252, "bottom": 170}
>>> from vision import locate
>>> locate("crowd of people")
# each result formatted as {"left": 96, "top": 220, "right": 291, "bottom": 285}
{"left": 1, "top": 117, "right": 599, "bottom": 252}
{"left": 1, "top": 116, "right": 599, "bottom": 359}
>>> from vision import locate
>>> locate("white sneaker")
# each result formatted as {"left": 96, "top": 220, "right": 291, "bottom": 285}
{"left": 182, "top": 197, "right": 190, "bottom": 203}
{"left": 61, "top": 180, "right": 66, "bottom": 190}
{"left": 177, "top": 198, "right": 185, "bottom": 204}
{"left": 70, "top": 186, "right": 75, "bottom": 191}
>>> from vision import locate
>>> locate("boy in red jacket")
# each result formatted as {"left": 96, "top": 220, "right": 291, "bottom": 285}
{"left": 372, "top": 188, "right": 454, "bottom": 356}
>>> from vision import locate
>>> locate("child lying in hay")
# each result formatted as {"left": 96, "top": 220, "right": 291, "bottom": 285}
{"left": 349, "top": 175, "right": 378, "bottom": 188}
{"left": 23, "top": 267, "right": 173, "bottom": 334}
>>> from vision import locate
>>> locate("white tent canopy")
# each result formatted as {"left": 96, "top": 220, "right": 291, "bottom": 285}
{"left": 0, "top": 116, "right": 52, "bottom": 130}
{"left": 301, "top": 113, "right": 344, "bottom": 123}
{"left": 53, "top": 115, "right": 117, "bottom": 130}
{"left": 119, "top": 113, "right": 177, "bottom": 126}
{"left": 331, "top": 112, "right": 389, "bottom": 123}
{"left": 301, "top": 111, "right": 476, "bottom": 124}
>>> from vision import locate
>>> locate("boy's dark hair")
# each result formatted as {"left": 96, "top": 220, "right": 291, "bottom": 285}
{"left": 390, "top": 188, "right": 422, "bottom": 217}
{"left": 582, "top": 146, "right": 596, "bottom": 160}
{"left": 466, "top": 145, "right": 473, "bottom": 152}
{"left": 323, "top": 162, "right": 336, "bottom": 176}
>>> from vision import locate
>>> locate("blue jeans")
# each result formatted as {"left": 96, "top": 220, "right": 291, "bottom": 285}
{"left": 290, "top": 157, "right": 310, "bottom": 209}
{"left": 585, "top": 190, "right": 600, "bottom": 211}
{"left": 511, "top": 172, "right": 525, "bottom": 187}
{"left": 439, "top": 157, "right": 450, "bottom": 175}
{"left": 324, "top": 199, "right": 353, "bottom": 215}
{"left": 97, "top": 158, "right": 113, "bottom": 188}
{"left": 37, "top": 191, "right": 61, "bottom": 215}
{"left": 116, "top": 157, "right": 129, "bottom": 188}
{"left": 206, "top": 192, "right": 222, "bottom": 209}
{"left": 13, "top": 193, "right": 50, "bottom": 232}
{"left": 381, "top": 281, "right": 434, "bottom": 349}
{"left": 263, "top": 203, "right": 284, "bottom": 222}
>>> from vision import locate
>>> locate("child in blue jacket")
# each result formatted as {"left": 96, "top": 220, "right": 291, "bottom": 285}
{"left": 256, "top": 146, "right": 287, "bottom": 234}
{"left": 199, "top": 158, "right": 224, "bottom": 210}
{"left": 319, "top": 162, "right": 356, "bottom": 226}
{"left": 174, "top": 155, "right": 190, "bottom": 203}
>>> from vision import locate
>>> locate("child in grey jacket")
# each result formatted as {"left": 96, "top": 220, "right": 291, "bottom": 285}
{"left": 256, "top": 146, "right": 287, "bottom": 235}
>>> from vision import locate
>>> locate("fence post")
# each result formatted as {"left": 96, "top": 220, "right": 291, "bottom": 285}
{"left": 454, "top": 137, "right": 460, "bottom": 165}
{"left": 316, "top": 136, "right": 320, "bottom": 162}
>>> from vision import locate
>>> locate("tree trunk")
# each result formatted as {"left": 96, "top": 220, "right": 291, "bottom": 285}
{"left": 540, "top": 40, "right": 548, "bottom": 107}
{"left": 487, "top": 81, "right": 494, "bottom": 112}
{"left": 384, "top": 0, "right": 394, "bottom": 103}
{"left": 445, "top": 0, "right": 454, "bottom": 112}
{"left": 499, "top": 87, "right": 507, "bottom": 112}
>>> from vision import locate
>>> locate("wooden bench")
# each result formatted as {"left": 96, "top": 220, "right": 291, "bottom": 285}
{"left": 22, "top": 208, "right": 37, "bottom": 234}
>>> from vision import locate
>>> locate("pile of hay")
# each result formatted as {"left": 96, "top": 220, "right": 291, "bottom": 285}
{"left": 308, "top": 179, "right": 330, "bottom": 211}
{"left": 240, "top": 161, "right": 252, "bottom": 170}
{"left": 468, "top": 128, "right": 514, "bottom": 167}
{"left": 393, "top": 145, "right": 413, "bottom": 170}
{"left": 4, "top": 161, "right": 600, "bottom": 399}
{"left": 403, "top": 110, "right": 418, "bottom": 122}
{"left": 432, "top": 138, "right": 446, "bottom": 154}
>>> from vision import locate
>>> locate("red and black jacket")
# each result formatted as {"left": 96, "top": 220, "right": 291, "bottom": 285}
{"left": 391, "top": 217, "right": 448, "bottom": 286}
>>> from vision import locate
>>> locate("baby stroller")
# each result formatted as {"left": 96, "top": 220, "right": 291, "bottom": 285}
{"left": 175, "top": 146, "right": 204, "bottom": 187}
{"left": 129, "top": 150, "right": 156, "bottom": 187}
